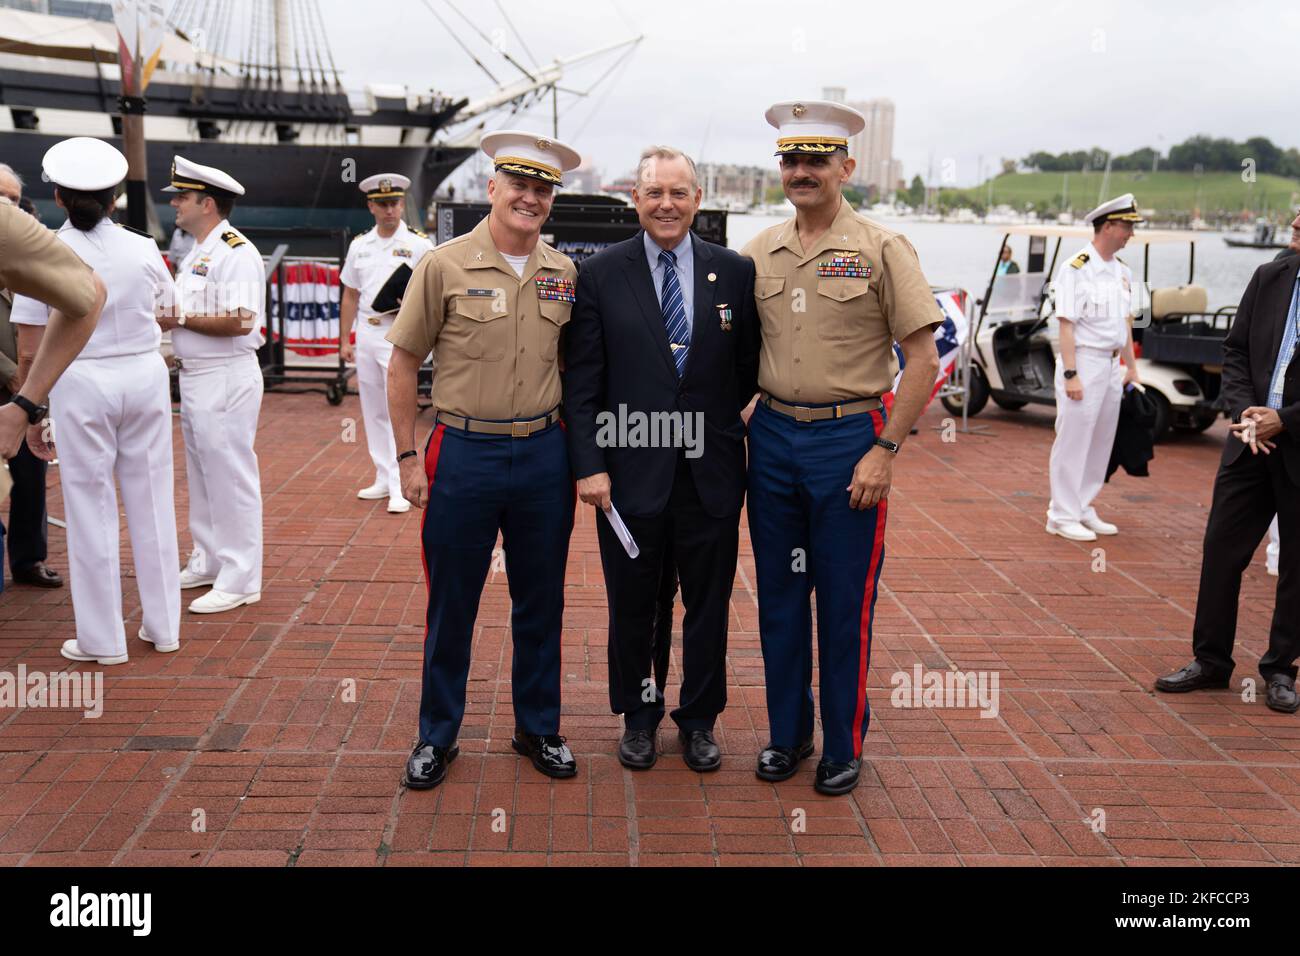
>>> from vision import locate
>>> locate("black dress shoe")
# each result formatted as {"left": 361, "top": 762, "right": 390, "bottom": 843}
{"left": 403, "top": 741, "right": 459, "bottom": 790}
{"left": 678, "top": 729, "right": 721, "bottom": 772}
{"left": 12, "top": 562, "right": 62, "bottom": 589}
{"left": 618, "top": 729, "right": 657, "bottom": 770}
{"left": 1266, "top": 676, "right": 1299, "bottom": 714}
{"left": 755, "top": 738, "right": 814, "bottom": 782}
{"left": 814, "top": 758, "right": 861, "bottom": 796}
{"left": 1154, "top": 660, "right": 1230, "bottom": 693}
{"left": 512, "top": 732, "right": 577, "bottom": 778}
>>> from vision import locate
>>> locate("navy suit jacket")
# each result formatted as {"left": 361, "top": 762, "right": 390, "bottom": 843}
{"left": 1221, "top": 250, "right": 1300, "bottom": 485}
{"left": 563, "top": 230, "right": 760, "bottom": 519}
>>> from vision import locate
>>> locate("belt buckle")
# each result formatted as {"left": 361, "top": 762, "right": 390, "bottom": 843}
{"left": 794, "top": 405, "right": 813, "bottom": 423}
{"left": 511, "top": 420, "right": 531, "bottom": 438}
{"left": 367, "top": 317, "right": 380, "bottom": 326}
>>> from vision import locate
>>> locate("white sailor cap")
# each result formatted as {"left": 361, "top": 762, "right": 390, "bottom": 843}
{"left": 1085, "top": 193, "right": 1146, "bottom": 225}
{"left": 359, "top": 173, "right": 411, "bottom": 201}
{"left": 163, "top": 155, "right": 245, "bottom": 197}
{"left": 480, "top": 129, "right": 582, "bottom": 187}
{"left": 41, "top": 137, "right": 128, "bottom": 191}
{"left": 765, "top": 100, "right": 866, "bottom": 156}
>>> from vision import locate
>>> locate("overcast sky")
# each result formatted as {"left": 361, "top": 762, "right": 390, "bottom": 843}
{"left": 317, "top": 0, "right": 1296, "bottom": 187}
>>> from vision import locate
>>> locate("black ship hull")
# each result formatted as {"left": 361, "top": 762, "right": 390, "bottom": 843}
{"left": 4, "top": 129, "right": 472, "bottom": 234}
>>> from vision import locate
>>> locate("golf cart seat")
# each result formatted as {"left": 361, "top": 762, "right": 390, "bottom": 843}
{"left": 1151, "top": 284, "right": 1207, "bottom": 321}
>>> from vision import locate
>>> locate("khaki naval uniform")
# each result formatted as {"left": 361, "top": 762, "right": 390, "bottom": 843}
{"left": 0, "top": 202, "right": 97, "bottom": 315}
{"left": 340, "top": 220, "right": 432, "bottom": 499}
{"left": 387, "top": 215, "right": 577, "bottom": 748}
{"left": 741, "top": 197, "right": 937, "bottom": 764}
{"left": 1047, "top": 242, "right": 1136, "bottom": 526}
{"left": 173, "top": 220, "right": 266, "bottom": 597}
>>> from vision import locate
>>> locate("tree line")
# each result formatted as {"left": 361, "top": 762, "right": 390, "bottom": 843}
{"left": 1021, "top": 135, "right": 1300, "bottom": 177}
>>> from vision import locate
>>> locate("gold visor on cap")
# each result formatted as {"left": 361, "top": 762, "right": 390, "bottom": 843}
{"left": 775, "top": 136, "right": 848, "bottom": 155}
{"left": 494, "top": 156, "right": 563, "bottom": 185}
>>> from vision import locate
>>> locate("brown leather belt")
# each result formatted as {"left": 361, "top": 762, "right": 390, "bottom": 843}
{"left": 436, "top": 408, "right": 560, "bottom": 438}
{"left": 761, "top": 392, "right": 882, "bottom": 423}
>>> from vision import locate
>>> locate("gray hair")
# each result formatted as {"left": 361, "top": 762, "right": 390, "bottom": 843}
{"left": 636, "top": 146, "right": 699, "bottom": 191}
{"left": 0, "top": 163, "right": 23, "bottom": 191}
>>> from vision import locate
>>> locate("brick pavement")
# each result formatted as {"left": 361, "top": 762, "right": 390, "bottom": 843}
{"left": 1, "top": 390, "right": 1296, "bottom": 867}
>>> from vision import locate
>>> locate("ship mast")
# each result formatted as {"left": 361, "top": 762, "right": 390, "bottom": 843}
{"left": 274, "top": 0, "right": 291, "bottom": 76}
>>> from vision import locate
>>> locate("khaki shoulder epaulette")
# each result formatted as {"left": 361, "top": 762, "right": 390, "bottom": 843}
{"left": 1069, "top": 252, "right": 1089, "bottom": 269}
{"left": 221, "top": 230, "right": 247, "bottom": 249}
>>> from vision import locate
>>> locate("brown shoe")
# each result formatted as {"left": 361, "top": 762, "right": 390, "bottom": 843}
{"left": 11, "top": 562, "right": 62, "bottom": 589}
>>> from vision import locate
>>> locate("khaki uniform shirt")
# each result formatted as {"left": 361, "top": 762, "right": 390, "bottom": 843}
{"left": 741, "top": 199, "right": 938, "bottom": 404}
{"left": 387, "top": 216, "right": 577, "bottom": 420}
{"left": 0, "top": 202, "right": 97, "bottom": 319}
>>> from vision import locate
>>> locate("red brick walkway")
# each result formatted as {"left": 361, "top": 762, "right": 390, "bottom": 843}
{"left": 1, "top": 391, "right": 1295, "bottom": 867}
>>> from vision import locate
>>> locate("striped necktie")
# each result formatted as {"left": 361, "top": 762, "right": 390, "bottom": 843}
{"left": 1267, "top": 275, "right": 1300, "bottom": 410}
{"left": 659, "top": 249, "right": 690, "bottom": 377}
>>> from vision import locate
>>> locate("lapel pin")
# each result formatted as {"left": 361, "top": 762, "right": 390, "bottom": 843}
{"left": 707, "top": 272, "right": 716, "bottom": 282}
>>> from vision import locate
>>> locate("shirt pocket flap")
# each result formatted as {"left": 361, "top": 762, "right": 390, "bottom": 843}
{"left": 816, "top": 277, "right": 870, "bottom": 303}
{"left": 539, "top": 299, "right": 572, "bottom": 326}
{"left": 454, "top": 295, "right": 503, "bottom": 322}
{"left": 755, "top": 275, "right": 785, "bottom": 300}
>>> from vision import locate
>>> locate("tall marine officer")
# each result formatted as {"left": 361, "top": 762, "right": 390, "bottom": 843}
{"left": 388, "top": 131, "right": 583, "bottom": 789}
{"left": 338, "top": 173, "right": 433, "bottom": 513}
{"left": 742, "top": 101, "right": 940, "bottom": 795}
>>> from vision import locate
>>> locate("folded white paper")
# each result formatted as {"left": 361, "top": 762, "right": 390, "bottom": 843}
{"left": 604, "top": 502, "right": 640, "bottom": 559}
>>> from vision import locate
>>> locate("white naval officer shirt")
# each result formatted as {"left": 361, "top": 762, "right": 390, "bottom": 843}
{"left": 172, "top": 218, "right": 266, "bottom": 359}
{"left": 1051, "top": 241, "right": 1138, "bottom": 351}
{"left": 10, "top": 218, "right": 170, "bottom": 360}
{"left": 339, "top": 221, "right": 434, "bottom": 321}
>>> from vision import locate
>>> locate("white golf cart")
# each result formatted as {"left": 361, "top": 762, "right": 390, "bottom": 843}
{"left": 942, "top": 224, "right": 1234, "bottom": 441}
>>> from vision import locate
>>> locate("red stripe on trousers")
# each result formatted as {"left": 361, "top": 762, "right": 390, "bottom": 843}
{"left": 419, "top": 423, "right": 447, "bottom": 595}
{"left": 851, "top": 409, "right": 889, "bottom": 758}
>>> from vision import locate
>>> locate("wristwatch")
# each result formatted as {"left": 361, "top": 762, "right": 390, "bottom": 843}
{"left": 397, "top": 450, "right": 418, "bottom": 463}
{"left": 1063, "top": 369, "right": 1078, "bottom": 380}
{"left": 10, "top": 394, "right": 48, "bottom": 424}
{"left": 875, "top": 437, "right": 900, "bottom": 455}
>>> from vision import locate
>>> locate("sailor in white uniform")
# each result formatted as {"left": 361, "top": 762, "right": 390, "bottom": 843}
{"left": 160, "top": 156, "right": 266, "bottom": 614}
{"left": 1046, "top": 193, "right": 1144, "bottom": 542}
{"left": 9, "top": 137, "right": 181, "bottom": 664}
{"left": 338, "top": 173, "right": 433, "bottom": 513}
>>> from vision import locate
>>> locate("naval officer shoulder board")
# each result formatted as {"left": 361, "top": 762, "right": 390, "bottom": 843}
{"left": 1069, "top": 252, "right": 1090, "bottom": 269}
{"left": 118, "top": 222, "right": 153, "bottom": 239}
{"left": 222, "top": 230, "right": 247, "bottom": 249}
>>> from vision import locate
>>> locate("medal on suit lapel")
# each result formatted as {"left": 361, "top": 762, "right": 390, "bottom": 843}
{"left": 717, "top": 303, "right": 732, "bottom": 331}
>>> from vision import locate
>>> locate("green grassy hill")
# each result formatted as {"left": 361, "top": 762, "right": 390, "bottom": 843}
{"left": 943, "top": 170, "right": 1300, "bottom": 218}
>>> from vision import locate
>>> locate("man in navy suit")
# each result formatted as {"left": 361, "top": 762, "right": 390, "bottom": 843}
{"left": 1156, "top": 209, "right": 1300, "bottom": 713}
{"left": 564, "top": 146, "right": 760, "bottom": 771}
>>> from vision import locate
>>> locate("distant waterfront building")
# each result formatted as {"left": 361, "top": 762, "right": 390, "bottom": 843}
{"left": 698, "top": 163, "right": 779, "bottom": 208}
{"left": 566, "top": 163, "right": 601, "bottom": 195}
{"left": 822, "top": 89, "right": 899, "bottom": 200}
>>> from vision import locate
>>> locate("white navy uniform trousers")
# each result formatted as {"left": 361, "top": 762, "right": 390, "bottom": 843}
{"left": 339, "top": 221, "right": 432, "bottom": 497}
{"left": 10, "top": 218, "right": 181, "bottom": 657}
{"left": 1047, "top": 243, "right": 1136, "bottom": 525}
{"left": 172, "top": 219, "right": 266, "bottom": 595}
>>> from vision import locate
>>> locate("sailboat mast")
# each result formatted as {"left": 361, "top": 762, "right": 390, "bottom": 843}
{"left": 274, "top": 0, "right": 292, "bottom": 75}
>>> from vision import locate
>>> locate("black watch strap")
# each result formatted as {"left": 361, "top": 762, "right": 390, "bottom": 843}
{"left": 11, "top": 395, "right": 46, "bottom": 425}
{"left": 396, "top": 450, "right": 418, "bottom": 463}
{"left": 875, "top": 437, "right": 900, "bottom": 455}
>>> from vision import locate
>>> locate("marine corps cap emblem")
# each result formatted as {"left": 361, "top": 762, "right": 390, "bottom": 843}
{"left": 792, "top": 103, "right": 806, "bottom": 117}
{"left": 535, "top": 138, "right": 552, "bottom": 151}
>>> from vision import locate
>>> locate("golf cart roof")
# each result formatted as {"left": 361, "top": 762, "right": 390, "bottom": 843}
{"left": 1003, "top": 224, "right": 1197, "bottom": 246}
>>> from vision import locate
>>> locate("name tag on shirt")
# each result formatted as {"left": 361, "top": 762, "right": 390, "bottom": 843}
{"left": 465, "top": 288, "right": 496, "bottom": 297}
{"left": 535, "top": 276, "right": 576, "bottom": 302}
